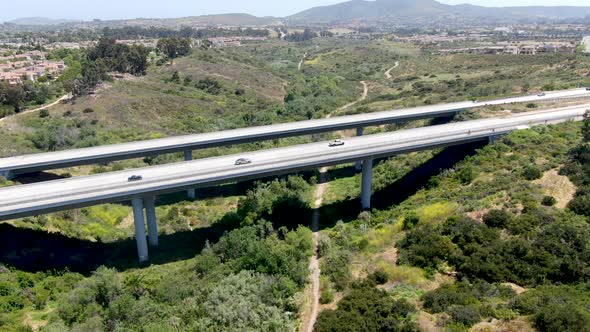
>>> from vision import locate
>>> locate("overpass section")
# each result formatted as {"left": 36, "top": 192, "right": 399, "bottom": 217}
{"left": 1, "top": 88, "right": 588, "bottom": 178}
{"left": 0, "top": 105, "right": 586, "bottom": 262}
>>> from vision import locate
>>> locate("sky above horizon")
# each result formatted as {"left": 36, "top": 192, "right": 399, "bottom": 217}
{"left": 1, "top": 0, "right": 589, "bottom": 22}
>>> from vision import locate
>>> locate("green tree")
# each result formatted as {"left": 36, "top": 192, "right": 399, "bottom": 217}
{"left": 583, "top": 110, "right": 590, "bottom": 143}
{"left": 157, "top": 37, "right": 192, "bottom": 64}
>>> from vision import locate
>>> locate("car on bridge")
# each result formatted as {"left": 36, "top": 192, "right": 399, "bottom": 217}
{"left": 538, "top": 93, "right": 546, "bottom": 97}
{"left": 234, "top": 158, "right": 252, "bottom": 165}
{"left": 128, "top": 175, "right": 143, "bottom": 182}
{"left": 329, "top": 139, "right": 345, "bottom": 147}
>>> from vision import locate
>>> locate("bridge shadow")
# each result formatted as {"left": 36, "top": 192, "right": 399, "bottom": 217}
{"left": 0, "top": 213, "right": 241, "bottom": 274}
{"left": 316, "top": 141, "right": 486, "bottom": 229}
{"left": 14, "top": 171, "right": 70, "bottom": 184}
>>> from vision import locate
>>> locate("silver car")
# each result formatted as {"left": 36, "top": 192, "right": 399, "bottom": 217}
{"left": 235, "top": 158, "right": 252, "bottom": 165}
{"left": 329, "top": 139, "right": 345, "bottom": 147}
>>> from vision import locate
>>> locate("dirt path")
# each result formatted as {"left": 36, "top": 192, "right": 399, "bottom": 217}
{"left": 298, "top": 52, "right": 308, "bottom": 72}
{"left": 302, "top": 167, "right": 329, "bottom": 332}
{"left": 333, "top": 81, "right": 368, "bottom": 115}
{"left": 384, "top": 61, "right": 400, "bottom": 79}
{"left": 301, "top": 78, "right": 370, "bottom": 331}
{"left": 0, "top": 93, "right": 71, "bottom": 123}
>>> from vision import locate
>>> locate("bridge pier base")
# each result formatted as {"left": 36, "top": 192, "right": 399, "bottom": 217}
{"left": 143, "top": 196, "right": 158, "bottom": 247}
{"left": 361, "top": 158, "right": 373, "bottom": 210}
{"left": 488, "top": 134, "right": 501, "bottom": 144}
{"left": 184, "top": 150, "right": 196, "bottom": 200}
{"left": 131, "top": 198, "right": 149, "bottom": 263}
{"left": 0, "top": 170, "right": 14, "bottom": 180}
{"left": 355, "top": 127, "right": 364, "bottom": 171}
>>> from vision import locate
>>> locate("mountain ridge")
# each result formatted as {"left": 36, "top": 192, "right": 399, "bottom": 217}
{"left": 288, "top": 0, "right": 590, "bottom": 24}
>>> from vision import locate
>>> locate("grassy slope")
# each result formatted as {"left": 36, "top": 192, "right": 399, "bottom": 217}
{"left": 316, "top": 121, "right": 581, "bottom": 330}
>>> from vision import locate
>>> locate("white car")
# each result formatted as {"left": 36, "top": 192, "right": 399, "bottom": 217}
{"left": 234, "top": 158, "right": 252, "bottom": 165}
{"left": 329, "top": 139, "right": 345, "bottom": 147}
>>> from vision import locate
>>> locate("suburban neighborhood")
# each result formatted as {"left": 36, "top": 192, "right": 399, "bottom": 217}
{"left": 0, "top": 50, "right": 66, "bottom": 84}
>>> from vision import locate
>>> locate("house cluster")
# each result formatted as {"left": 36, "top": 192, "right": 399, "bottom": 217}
{"left": 207, "top": 36, "right": 267, "bottom": 47}
{"left": 439, "top": 43, "right": 576, "bottom": 55}
{"left": 0, "top": 51, "right": 66, "bottom": 85}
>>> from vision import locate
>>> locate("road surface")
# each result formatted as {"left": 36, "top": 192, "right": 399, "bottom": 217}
{"left": 0, "top": 105, "right": 585, "bottom": 221}
{"left": 3, "top": 88, "right": 587, "bottom": 177}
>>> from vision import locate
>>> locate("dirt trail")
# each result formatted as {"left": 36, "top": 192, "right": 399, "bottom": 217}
{"left": 298, "top": 52, "right": 308, "bottom": 72}
{"left": 0, "top": 94, "right": 71, "bottom": 123}
{"left": 302, "top": 167, "right": 329, "bottom": 332}
{"left": 333, "top": 81, "right": 368, "bottom": 115}
{"left": 301, "top": 78, "right": 370, "bottom": 331}
{"left": 384, "top": 61, "right": 400, "bottom": 79}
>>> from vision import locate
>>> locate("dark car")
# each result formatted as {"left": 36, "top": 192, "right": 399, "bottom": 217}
{"left": 537, "top": 93, "right": 546, "bottom": 97}
{"left": 586, "top": 87, "right": 590, "bottom": 91}
{"left": 128, "top": 175, "right": 143, "bottom": 182}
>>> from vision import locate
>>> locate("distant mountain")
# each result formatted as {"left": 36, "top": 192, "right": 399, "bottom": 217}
{"left": 104, "top": 14, "right": 279, "bottom": 28}
{"left": 8, "top": 17, "right": 80, "bottom": 25}
{"left": 5, "top": 14, "right": 279, "bottom": 30}
{"left": 288, "top": 0, "right": 590, "bottom": 24}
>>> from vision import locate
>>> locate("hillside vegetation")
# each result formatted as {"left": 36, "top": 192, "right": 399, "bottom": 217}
{"left": 2, "top": 36, "right": 590, "bottom": 331}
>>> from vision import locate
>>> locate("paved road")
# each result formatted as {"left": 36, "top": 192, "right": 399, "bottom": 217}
{"left": 1, "top": 88, "right": 589, "bottom": 176}
{"left": 0, "top": 105, "right": 585, "bottom": 221}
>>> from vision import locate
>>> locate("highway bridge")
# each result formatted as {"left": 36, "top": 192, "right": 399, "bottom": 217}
{"left": 1, "top": 88, "right": 588, "bottom": 181}
{"left": 0, "top": 105, "right": 586, "bottom": 262}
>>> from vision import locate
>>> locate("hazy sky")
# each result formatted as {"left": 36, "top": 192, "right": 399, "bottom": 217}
{"left": 1, "top": 0, "right": 589, "bottom": 22}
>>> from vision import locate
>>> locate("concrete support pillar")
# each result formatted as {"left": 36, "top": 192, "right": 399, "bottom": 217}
{"left": 143, "top": 196, "right": 158, "bottom": 247}
{"left": 184, "top": 150, "right": 196, "bottom": 200}
{"left": 131, "top": 198, "right": 149, "bottom": 263}
{"left": 489, "top": 135, "right": 499, "bottom": 144}
{"left": 355, "top": 127, "right": 364, "bottom": 171}
{"left": 0, "top": 170, "right": 14, "bottom": 180}
{"left": 361, "top": 158, "right": 373, "bottom": 210}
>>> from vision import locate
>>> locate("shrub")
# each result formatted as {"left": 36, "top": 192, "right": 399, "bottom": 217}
{"left": 534, "top": 303, "right": 590, "bottom": 332}
{"left": 522, "top": 165, "right": 542, "bottom": 180}
{"left": 402, "top": 211, "right": 420, "bottom": 230}
{"left": 39, "top": 109, "right": 49, "bottom": 118}
{"left": 449, "top": 305, "right": 481, "bottom": 327}
{"left": 315, "top": 284, "right": 417, "bottom": 332}
{"left": 482, "top": 209, "right": 512, "bottom": 228}
{"left": 320, "top": 288, "right": 334, "bottom": 304}
{"left": 196, "top": 78, "right": 222, "bottom": 95}
{"left": 83, "top": 108, "right": 94, "bottom": 113}
{"left": 397, "top": 225, "right": 456, "bottom": 273}
{"left": 457, "top": 166, "right": 475, "bottom": 184}
{"left": 368, "top": 270, "right": 389, "bottom": 285}
{"left": 568, "top": 195, "right": 590, "bottom": 217}
{"left": 526, "top": 103, "right": 537, "bottom": 109}
{"left": 541, "top": 196, "right": 557, "bottom": 207}
{"left": 422, "top": 283, "right": 478, "bottom": 313}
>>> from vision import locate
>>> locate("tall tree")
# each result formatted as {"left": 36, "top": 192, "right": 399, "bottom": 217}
{"left": 584, "top": 110, "right": 590, "bottom": 143}
{"left": 157, "top": 37, "right": 192, "bottom": 64}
